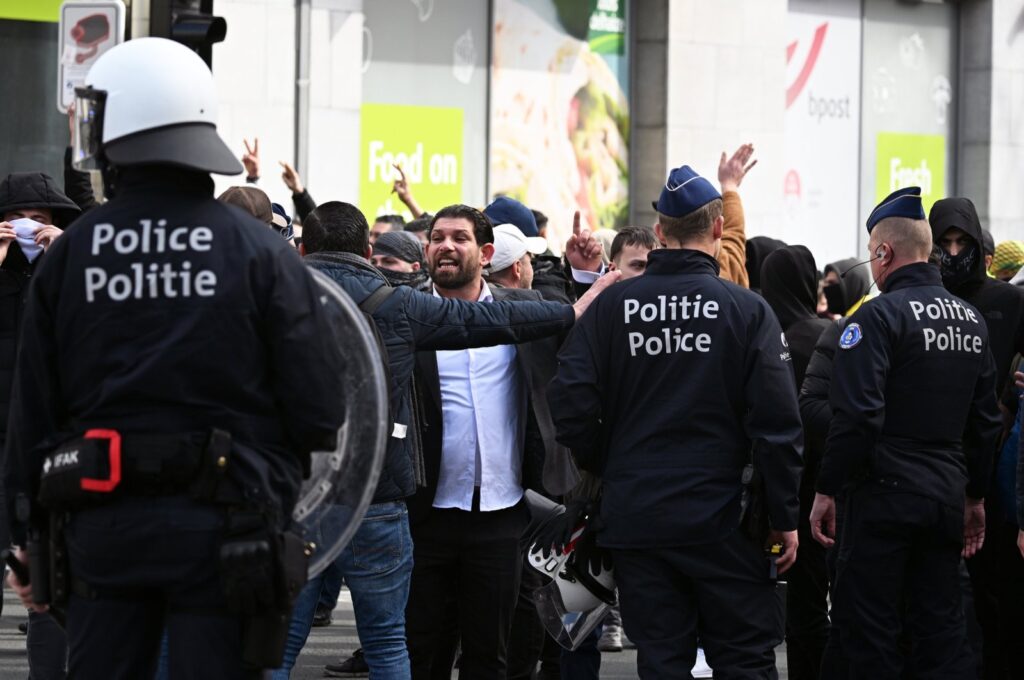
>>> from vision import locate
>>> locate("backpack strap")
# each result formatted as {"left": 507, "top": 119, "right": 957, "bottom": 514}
{"left": 360, "top": 284, "right": 395, "bottom": 315}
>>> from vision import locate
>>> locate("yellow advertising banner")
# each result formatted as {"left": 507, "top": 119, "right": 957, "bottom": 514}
{"left": 0, "top": 0, "right": 63, "bottom": 22}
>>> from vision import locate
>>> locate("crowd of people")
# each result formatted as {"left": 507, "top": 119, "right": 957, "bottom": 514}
{"left": 2, "top": 37, "right": 1024, "bottom": 680}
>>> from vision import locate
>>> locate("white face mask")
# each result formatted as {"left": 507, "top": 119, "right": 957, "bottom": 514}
{"left": 8, "top": 218, "right": 44, "bottom": 263}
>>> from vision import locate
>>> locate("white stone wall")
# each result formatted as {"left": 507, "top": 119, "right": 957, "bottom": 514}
{"left": 665, "top": 0, "right": 787, "bottom": 238}
{"left": 209, "top": 0, "right": 298, "bottom": 207}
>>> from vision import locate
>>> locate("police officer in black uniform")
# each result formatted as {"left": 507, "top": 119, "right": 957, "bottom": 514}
{"left": 809, "top": 187, "right": 1003, "bottom": 678}
{"left": 4, "top": 38, "right": 347, "bottom": 679}
{"left": 548, "top": 166, "right": 803, "bottom": 679}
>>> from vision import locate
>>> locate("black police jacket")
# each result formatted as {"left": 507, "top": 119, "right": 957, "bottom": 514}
{"left": 304, "top": 252, "right": 575, "bottom": 505}
{"left": 549, "top": 249, "right": 803, "bottom": 548}
{"left": 816, "top": 263, "right": 1003, "bottom": 507}
{"left": 3, "top": 168, "right": 346, "bottom": 542}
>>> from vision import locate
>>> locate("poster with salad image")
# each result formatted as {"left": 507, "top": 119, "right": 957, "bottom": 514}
{"left": 490, "top": 0, "right": 629, "bottom": 249}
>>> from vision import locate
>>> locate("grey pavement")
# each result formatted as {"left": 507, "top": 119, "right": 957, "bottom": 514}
{"left": 0, "top": 588, "right": 789, "bottom": 678}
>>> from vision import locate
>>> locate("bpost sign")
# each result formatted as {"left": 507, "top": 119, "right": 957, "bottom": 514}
{"left": 782, "top": 10, "right": 861, "bottom": 266}
{"left": 359, "top": 103, "right": 464, "bottom": 221}
{"left": 875, "top": 132, "right": 945, "bottom": 214}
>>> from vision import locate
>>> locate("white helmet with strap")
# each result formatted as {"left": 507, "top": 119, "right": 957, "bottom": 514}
{"left": 72, "top": 37, "right": 242, "bottom": 175}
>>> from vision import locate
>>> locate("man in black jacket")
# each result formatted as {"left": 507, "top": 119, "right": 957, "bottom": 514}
{"left": 267, "top": 201, "right": 612, "bottom": 678}
{"left": 549, "top": 165, "right": 803, "bottom": 679}
{"left": 0, "top": 171, "right": 79, "bottom": 677}
{"left": 811, "top": 187, "right": 1002, "bottom": 678}
{"left": 760, "top": 245, "right": 832, "bottom": 680}
{"left": 930, "top": 196, "right": 1024, "bottom": 679}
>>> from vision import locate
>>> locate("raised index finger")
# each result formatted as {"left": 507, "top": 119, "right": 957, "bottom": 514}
{"left": 572, "top": 210, "right": 581, "bottom": 236}
{"left": 393, "top": 163, "right": 406, "bottom": 182}
{"left": 243, "top": 138, "right": 253, "bottom": 155}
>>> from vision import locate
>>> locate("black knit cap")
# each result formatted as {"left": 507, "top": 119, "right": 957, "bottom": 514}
{"left": 373, "top": 230, "right": 425, "bottom": 264}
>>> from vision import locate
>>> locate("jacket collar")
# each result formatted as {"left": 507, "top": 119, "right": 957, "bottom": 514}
{"left": 644, "top": 248, "right": 721, "bottom": 277}
{"left": 881, "top": 262, "right": 943, "bottom": 293}
{"left": 114, "top": 166, "right": 215, "bottom": 196}
{"left": 304, "top": 251, "right": 390, "bottom": 285}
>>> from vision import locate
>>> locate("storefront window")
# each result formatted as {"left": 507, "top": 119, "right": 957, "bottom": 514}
{"left": 859, "top": 0, "right": 957, "bottom": 253}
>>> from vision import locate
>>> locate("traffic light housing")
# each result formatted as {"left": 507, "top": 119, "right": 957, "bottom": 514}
{"left": 150, "top": 0, "right": 226, "bottom": 69}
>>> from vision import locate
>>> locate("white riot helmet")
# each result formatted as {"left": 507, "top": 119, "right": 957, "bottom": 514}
{"left": 527, "top": 524, "right": 616, "bottom": 650}
{"left": 72, "top": 38, "right": 242, "bottom": 175}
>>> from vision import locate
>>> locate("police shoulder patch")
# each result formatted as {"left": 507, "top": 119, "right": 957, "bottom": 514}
{"left": 839, "top": 323, "right": 863, "bottom": 350}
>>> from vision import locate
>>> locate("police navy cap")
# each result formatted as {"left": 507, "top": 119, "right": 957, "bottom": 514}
{"left": 866, "top": 186, "right": 926, "bottom": 233}
{"left": 655, "top": 166, "right": 721, "bottom": 218}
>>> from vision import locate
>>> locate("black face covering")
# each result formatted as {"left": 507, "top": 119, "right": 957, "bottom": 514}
{"left": 940, "top": 243, "right": 979, "bottom": 290}
{"left": 823, "top": 282, "right": 845, "bottom": 315}
{"left": 379, "top": 266, "right": 432, "bottom": 293}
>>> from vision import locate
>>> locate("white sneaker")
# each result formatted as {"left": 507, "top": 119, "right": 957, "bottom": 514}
{"left": 691, "top": 647, "right": 713, "bottom": 678}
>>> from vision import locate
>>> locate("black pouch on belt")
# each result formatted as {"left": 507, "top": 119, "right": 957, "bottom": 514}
{"left": 37, "top": 432, "right": 121, "bottom": 511}
{"left": 220, "top": 510, "right": 310, "bottom": 669}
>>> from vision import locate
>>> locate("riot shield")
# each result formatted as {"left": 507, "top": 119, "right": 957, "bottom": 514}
{"left": 290, "top": 269, "right": 389, "bottom": 577}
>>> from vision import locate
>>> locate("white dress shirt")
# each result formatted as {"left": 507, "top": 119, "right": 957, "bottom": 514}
{"left": 432, "top": 282, "right": 526, "bottom": 511}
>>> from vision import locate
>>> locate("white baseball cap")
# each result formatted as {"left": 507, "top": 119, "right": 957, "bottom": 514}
{"left": 489, "top": 224, "right": 547, "bottom": 272}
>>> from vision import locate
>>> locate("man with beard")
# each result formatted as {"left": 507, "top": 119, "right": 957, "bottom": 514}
{"left": 930, "top": 197, "right": 1024, "bottom": 680}
{"left": 404, "top": 204, "right": 617, "bottom": 678}
{"left": 266, "top": 201, "right": 613, "bottom": 679}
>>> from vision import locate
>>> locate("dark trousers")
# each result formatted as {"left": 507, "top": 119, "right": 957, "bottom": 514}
{"left": 966, "top": 519, "right": 1024, "bottom": 679}
{"left": 820, "top": 495, "right": 847, "bottom": 678}
{"left": 612, "top": 531, "right": 783, "bottom": 680}
{"left": 507, "top": 560, "right": 547, "bottom": 680}
{"left": 561, "top": 625, "right": 601, "bottom": 680}
{"left": 785, "top": 509, "right": 829, "bottom": 680}
{"left": 831, "top": 486, "right": 972, "bottom": 679}
{"left": 406, "top": 501, "right": 529, "bottom": 679}
{"left": 27, "top": 611, "right": 67, "bottom": 680}
{"left": 63, "top": 496, "right": 258, "bottom": 680}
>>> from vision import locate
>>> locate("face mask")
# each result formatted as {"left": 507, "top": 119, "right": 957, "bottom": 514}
{"left": 823, "top": 282, "right": 845, "bottom": 315}
{"left": 379, "top": 266, "right": 432, "bottom": 293}
{"left": 8, "top": 218, "right": 44, "bottom": 263}
{"left": 940, "top": 243, "right": 978, "bottom": 289}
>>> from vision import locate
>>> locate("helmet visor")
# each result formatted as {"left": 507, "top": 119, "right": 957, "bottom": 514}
{"left": 533, "top": 577, "right": 612, "bottom": 650}
{"left": 72, "top": 87, "right": 107, "bottom": 171}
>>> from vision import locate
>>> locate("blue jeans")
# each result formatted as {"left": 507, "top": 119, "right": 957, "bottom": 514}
{"left": 272, "top": 501, "right": 414, "bottom": 679}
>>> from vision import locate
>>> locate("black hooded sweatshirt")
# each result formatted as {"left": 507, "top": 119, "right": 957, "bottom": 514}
{"left": 761, "top": 245, "right": 833, "bottom": 388}
{"left": 745, "top": 236, "right": 787, "bottom": 294}
{"left": 823, "top": 257, "right": 872, "bottom": 316}
{"left": 930, "top": 197, "right": 1024, "bottom": 395}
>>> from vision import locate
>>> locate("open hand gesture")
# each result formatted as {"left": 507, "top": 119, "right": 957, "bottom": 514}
{"left": 718, "top": 143, "right": 757, "bottom": 193}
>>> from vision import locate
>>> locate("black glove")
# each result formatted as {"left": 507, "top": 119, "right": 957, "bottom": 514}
{"left": 530, "top": 499, "right": 592, "bottom": 559}
{"left": 571, "top": 526, "right": 613, "bottom": 577}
